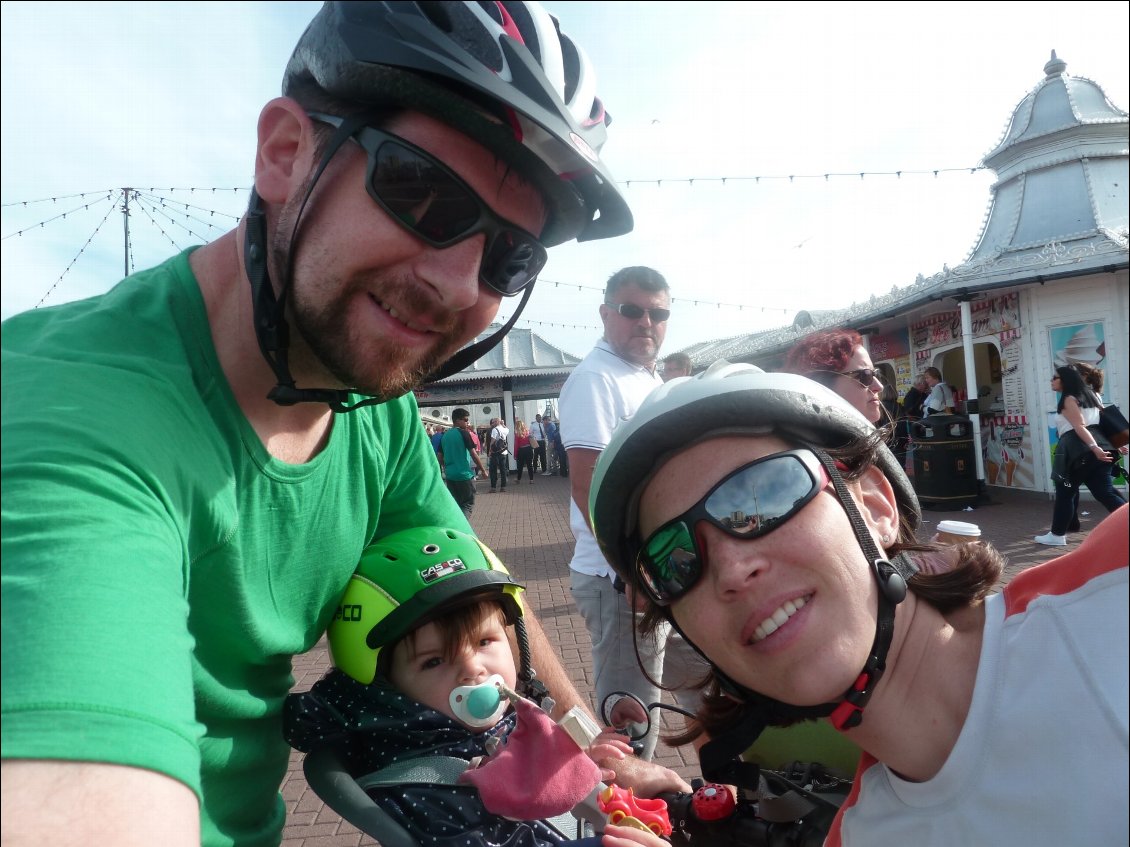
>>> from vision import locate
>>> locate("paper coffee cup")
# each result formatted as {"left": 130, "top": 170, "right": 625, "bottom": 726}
{"left": 933, "top": 520, "right": 981, "bottom": 545}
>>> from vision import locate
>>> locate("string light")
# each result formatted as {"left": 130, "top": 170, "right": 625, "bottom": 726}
{"left": 34, "top": 194, "right": 120, "bottom": 308}
{"left": 537, "top": 277, "right": 792, "bottom": 314}
{"left": 613, "top": 165, "right": 983, "bottom": 187}
{"left": 6, "top": 162, "right": 982, "bottom": 311}
{"left": 2, "top": 193, "right": 115, "bottom": 240}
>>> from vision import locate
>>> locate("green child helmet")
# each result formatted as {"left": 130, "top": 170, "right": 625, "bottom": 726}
{"left": 329, "top": 526, "right": 524, "bottom": 685}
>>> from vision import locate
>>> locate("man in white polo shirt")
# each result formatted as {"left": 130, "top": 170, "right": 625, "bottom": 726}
{"left": 559, "top": 266, "right": 700, "bottom": 761}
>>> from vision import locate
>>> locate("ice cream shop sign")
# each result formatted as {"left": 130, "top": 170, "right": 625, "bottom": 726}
{"left": 910, "top": 293, "right": 1021, "bottom": 349}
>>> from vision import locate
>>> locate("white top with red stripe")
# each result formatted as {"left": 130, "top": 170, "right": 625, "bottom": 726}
{"left": 829, "top": 505, "right": 1128, "bottom": 847}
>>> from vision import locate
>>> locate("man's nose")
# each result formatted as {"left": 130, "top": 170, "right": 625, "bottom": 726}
{"left": 420, "top": 236, "right": 490, "bottom": 311}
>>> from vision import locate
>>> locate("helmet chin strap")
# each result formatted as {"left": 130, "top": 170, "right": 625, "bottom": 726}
{"left": 244, "top": 115, "right": 537, "bottom": 414}
{"left": 684, "top": 448, "right": 916, "bottom": 784}
{"left": 512, "top": 617, "right": 553, "bottom": 707}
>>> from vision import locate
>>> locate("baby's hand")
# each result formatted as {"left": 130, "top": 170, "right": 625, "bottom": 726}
{"left": 601, "top": 822, "right": 670, "bottom": 847}
{"left": 588, "top": 729, "right": 634, "bottom": 760}
{"left": 587, "top": 728, "right": 634, "bottom": 780}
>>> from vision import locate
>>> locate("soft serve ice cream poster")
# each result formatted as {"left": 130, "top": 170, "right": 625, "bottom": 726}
{"left": 1050, "top": 322, "right": 1105, "bottom": 370}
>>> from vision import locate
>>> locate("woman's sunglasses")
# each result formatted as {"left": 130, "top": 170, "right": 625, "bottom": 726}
{"left": 813, "top": 368, "right": 881, "bottom": 388}
{"left": 309, "top": 112, "right": 547, "bottom": 297}
{"left": 636, "top": 449, "right": 830, "bottom": 605}
{"left": 839, "top": 368, "right": 880, "bottom": 387}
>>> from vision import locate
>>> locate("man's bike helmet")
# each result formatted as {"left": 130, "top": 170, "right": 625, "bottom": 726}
{"left": 249, "top": 1, "right": 633, "bottom": 410}
{"left": 287, "top": 0, "right": 630, "bottom": 247}
{"left": 589, "top": 361, "right": 920, "bottom": 776}
{"left": 329, "top": 526, "right": 524, "bottom": 685}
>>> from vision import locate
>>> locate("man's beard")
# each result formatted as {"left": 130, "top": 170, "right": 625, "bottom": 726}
{"left": 269, "top": 207, "right": 468, "bottom": 400}
{"left": 290, "top": 274, "right": 460, "bottom": 399}
{"left": 618, "top": 334, "right": 659, "bottom": 367}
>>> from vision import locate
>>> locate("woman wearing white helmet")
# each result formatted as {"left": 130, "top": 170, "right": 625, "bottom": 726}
{"left": 590, "top": 360, "right": 1128, "bottom": 847}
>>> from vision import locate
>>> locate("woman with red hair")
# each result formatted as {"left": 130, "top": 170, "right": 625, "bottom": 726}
{"left": 782, "top": 328, "right": 884, "bottom": 424}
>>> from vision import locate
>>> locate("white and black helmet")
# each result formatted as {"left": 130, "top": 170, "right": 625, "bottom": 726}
{"left": 285, "top": 0, "right": 631, "bottom": 246}
{"left": 590, "top": 360, "right": 920, "bottom": 579}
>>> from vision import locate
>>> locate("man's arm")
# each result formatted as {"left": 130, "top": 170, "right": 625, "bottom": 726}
{"left": 518, "top": 599, "right": 692, "bottom": 796}
{"left": 1, "top": 760, "right": 200, "bottom": 846}
{"left": 520, "top": 603, "right": 584, "bottom": 718}
{"left": 462, "top": 430, "right": 486, "bottom": 475}
{"left": 567, "top": 447, "right": 601, "bottom": 532}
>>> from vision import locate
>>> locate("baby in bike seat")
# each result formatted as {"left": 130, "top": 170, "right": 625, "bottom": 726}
{"left": 283, "top": 526, "right": 669, "bottom": 847}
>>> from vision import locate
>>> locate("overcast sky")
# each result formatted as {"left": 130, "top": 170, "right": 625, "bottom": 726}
{"left": 2, "top": 1, "right": 1127, "bottom": 358}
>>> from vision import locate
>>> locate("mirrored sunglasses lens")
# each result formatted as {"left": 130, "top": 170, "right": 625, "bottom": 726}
{"left": 372, "top": 143, "right": 479, "bottom": 241}
{"left": 482, "top": 232, "right": 547, "bottom": 295}
{"left": 614, "top": 304, "right": 670, "bottom": 322}
{"left": 640, "top": 521, "right": 700, "bottom": 602}
{"left": 704, "top": 454, "right": 817, "bottom": 535}
{"left": 617, "top": 303, "right": 645, "bottom": 319}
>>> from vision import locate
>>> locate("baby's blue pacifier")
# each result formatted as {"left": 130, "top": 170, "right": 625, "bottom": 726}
{"left": 449, "top": 673, "right": 508, "bottom": 728}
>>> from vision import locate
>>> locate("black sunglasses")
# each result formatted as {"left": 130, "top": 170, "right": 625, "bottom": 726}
{"left": 309, "top": 112, "right": 547, "bottom": 297}
{"left": 810, "top": 368, "right": 881, "bottom": 388}
{"left": 636, "top": 450, "right": 829, "bottom": 605}
{"left": 841, "top": 368, "right": 882, "bottom": 387}
{"left": 605, "top": 302, "right": 671, "bottom": 323}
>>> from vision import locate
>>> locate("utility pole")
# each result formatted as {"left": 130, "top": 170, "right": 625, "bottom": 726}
{"left": 121, "top": 188, "right": 131, "bottom": 277}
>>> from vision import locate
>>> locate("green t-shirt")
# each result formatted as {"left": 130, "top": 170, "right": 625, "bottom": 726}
{"left": 440, "top": 426, "right": 476, "bottom": 482}
{"left": 0, "top": 250, "right": 468, "bottom": 846}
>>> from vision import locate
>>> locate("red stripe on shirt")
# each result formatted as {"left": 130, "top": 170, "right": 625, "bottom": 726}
{"left": 825, "top": 505, "right": 1128, "bottom": 846}
{"left": 1004, "top": 505, "right": 1128, "bottom": 618}
{"left": 825, "top": 751, "right": 876, "bottom": 846}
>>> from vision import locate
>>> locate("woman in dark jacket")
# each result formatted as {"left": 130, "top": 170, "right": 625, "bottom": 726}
{"left": 1034, "top": 365, "right": 1125, "bottom": 546}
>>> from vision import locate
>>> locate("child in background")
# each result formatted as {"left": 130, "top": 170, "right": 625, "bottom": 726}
{"left": 284, "top": 527, "right": 670, "bottom": 847}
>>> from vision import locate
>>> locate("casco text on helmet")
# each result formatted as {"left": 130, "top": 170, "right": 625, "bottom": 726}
{"left": 283, "top": 0, "right": 633, "bottom": 247}
{"left": 328, "top": 526, "right": 524, "bottom": 685}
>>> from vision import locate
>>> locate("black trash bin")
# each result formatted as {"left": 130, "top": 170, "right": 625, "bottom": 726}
{"left": 910, "top": 415, "right": 979, "bottom": 509}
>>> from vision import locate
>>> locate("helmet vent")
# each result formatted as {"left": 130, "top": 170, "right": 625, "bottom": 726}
{"left": 417, "top": 1, "right": 455, "bottom": 33}
{"left": 422, "top": 543, "right": 442, "bottom": 555}
{"left": 560, "top": 33, "right": 579, "bottom": 104}
{"left": 418, "top": 1, "right": 506, "bottom": 73}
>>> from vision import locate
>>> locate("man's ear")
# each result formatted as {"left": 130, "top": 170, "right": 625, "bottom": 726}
{"left": 254, "top": 97, "right": 316, "bottom": 204}
{"left": 856, "top": 463, "right": 900, "bottom": 548}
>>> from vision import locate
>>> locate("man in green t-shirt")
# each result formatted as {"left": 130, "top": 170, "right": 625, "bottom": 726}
{"left": 438, "top": 408, "right": 487, "bottom": 516}
{"left": 1, "top": 5, "right": 688, "bottom": 847}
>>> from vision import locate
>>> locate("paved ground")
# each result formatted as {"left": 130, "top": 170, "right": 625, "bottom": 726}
{"left": 279, "top": 469, "right": 1117, "bottom": 846}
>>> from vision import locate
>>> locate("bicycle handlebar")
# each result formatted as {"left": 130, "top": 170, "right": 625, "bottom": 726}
{"left": 657, "top": 785, "right": 831, "bottom": 847}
